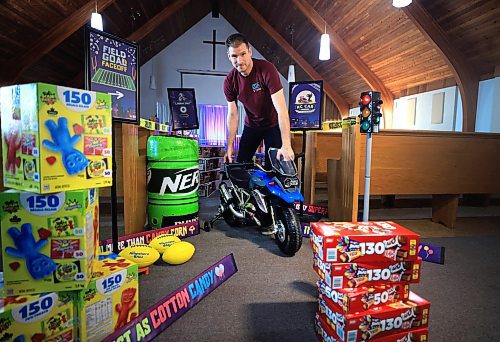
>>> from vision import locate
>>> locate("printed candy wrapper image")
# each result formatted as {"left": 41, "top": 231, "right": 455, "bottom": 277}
{"left": 317, "top": 279, "right": 409, "bottom": 314}
{"left": 0, "top": 189, "right": 99, "bottom": 296}
{"left": 73, "top": 253, "right": 139, "bottom": 342}
{"left": 317, "top": 292, "right": 430, "bottom": 341}
{"left": 0, "top": 83, "right": 112, "bottom": 194}
{"left": 315, "top": 312, "right": 429, "bottom": 342}
{"left": 0, "top": 291, "right": 76, "bottom": 342}
{"left": 311, "top": 221, "right": 419, "bottom": 264}
{"left": 314, "top": 255, "right": 422, "bottom": 289}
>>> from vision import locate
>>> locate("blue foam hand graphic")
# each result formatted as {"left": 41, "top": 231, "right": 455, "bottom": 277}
{"left": 42, "top": 117, "right": 89, "bottom": 175}
{"left": 13, "top": 335, "right": 25, "bottom": 342}
{"left": 5, "top": 223, "right": 57, "bottom": 280}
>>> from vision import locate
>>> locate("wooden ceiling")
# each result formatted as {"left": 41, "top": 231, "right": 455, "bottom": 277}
{"left": 0, "top": 0, "right": 499, "bottom": 125}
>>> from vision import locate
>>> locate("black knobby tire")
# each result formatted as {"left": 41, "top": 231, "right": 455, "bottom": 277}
{"left": 274, "top": 207, "right": 302, "bottom": 256}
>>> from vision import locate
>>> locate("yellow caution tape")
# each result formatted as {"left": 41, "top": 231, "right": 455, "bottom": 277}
{"left": 139, "top": 118, "right": 169, "bottom": 132}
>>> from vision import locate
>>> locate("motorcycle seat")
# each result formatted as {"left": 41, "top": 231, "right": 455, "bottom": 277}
{"left": 226, "top": 166, "right": 252, "bottom": 188}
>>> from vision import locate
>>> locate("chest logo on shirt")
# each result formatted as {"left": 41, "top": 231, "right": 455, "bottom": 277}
{"left": 251, "top": 82, "right": 262, "bottom": 92}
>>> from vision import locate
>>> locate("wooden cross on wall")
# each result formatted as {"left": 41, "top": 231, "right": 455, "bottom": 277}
{"left": 203, "top": 29, "right": 225, "bottom": 70}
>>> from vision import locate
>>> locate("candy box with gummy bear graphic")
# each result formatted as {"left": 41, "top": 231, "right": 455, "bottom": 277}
{"left": 317, "top": 279, "right": 409, "bottom": 314}
{"left": 0, "top": 291, "right": 76, "bottom": 342}
{"left": 311, "top": 221, "right": 419, "bottom": 264}
{"left": 0, "top": 83, "right": 112, "bottom": 194}
{"left": 0, "top": 188, "right": 99, "bottom": 295}
{"left": 314, "top": 254, "right": 422, "bottom": 289}
{"left": 73, "top": 253, "right": 139, "bottom": 342}
{"left": 318, "top": 292, "right": 430, "bottom": 341}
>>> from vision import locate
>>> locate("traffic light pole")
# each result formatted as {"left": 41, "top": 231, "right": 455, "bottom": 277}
{"left": 362, "top": 132, "right": 373, "bottom": 222}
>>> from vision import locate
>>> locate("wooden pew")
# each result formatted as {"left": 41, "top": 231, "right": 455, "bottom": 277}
{"left": 307, "top": 126, "right": 500, "bottom": 228}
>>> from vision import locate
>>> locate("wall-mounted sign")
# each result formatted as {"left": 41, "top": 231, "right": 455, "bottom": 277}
{"left": 288, "top": 81, "right": 324, "bottom": 130}
{"left": 85, "top": 26, "right": 139, "bottom": 124}
{"left": 167, "top": 88, "right": 199, "bottom": 131}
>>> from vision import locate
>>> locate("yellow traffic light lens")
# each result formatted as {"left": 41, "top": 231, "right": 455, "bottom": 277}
{"left": 362, "top": 107, "right": 371, "bottom": 118}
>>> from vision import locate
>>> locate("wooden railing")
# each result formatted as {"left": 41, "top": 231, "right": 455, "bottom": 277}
{"left": 296, "top": 128, "right": 500, "bottom": 228}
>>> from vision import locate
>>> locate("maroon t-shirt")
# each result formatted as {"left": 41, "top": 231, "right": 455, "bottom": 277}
{"left": 224, "top": 59, "right": 283, "bottom": 128}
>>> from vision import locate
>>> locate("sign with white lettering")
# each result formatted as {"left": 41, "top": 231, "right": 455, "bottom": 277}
{"left": 167, "top": 88, "right": 199, "bottom": 131}
{"left": 85, "top": 26, "right": 139, "bottom": 124}
{"left": 288, "top": 81, "right": 323, "bottom": 130}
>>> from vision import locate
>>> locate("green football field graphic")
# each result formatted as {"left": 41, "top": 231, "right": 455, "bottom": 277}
{"left": 92, "top": 68, "right": 136, "bottom": 91}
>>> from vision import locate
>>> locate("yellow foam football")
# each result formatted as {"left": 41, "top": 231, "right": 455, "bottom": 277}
{"left": 162, "top": 241, "right": 195, "bottom": 265}
{"left": 149, "top": 234, "right": 181, "bottom": 254}
{"left": 119, "top": 244, "right": 160, "bottom": 268}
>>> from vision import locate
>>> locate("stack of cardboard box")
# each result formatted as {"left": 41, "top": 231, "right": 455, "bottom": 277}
{"left": 0, "top": 83, "right": 138, "bottom": 341}
{"left": 311, "top": 221, "right": 430, "bottom": 341}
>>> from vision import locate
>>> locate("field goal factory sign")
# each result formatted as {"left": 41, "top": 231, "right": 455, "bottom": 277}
{"left": 85, "top": 26, "right": 139, "bottom": 124}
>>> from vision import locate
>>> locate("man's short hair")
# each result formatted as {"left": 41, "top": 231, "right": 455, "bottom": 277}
{"left": 226, "top": 33, "right": 249, "bottom": 50}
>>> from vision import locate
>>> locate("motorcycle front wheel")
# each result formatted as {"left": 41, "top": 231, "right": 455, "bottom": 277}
{"left": 274, "top": 207, "right": 302, "bottom": 256}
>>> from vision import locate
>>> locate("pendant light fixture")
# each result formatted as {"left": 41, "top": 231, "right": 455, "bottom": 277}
{"left": 392, "top": 0, "right": 412, "bottom": 8}
{"left": 319, "top": 22, "right": 330, "bottom": 61}
{"left": 149, "top": 59, "right": 157, "bottom": 90}
{"left": 287, "top": 24, "right": 296, "bottom": 82}
{"left": 91, "top": 1, "right": 103, "bottom": 31}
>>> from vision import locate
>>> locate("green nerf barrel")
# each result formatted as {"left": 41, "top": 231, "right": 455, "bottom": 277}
{"left": 147, "top": 136, "right": 199, "bottom": 229}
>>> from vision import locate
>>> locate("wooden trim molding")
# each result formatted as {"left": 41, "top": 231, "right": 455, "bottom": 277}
{"left": 1, "top": 0, "right": 115, "bottom": 85}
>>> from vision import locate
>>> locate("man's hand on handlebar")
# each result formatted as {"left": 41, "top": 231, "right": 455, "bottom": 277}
{"left": 276, "top": 145, "right": 294, "bottom": 161}
{"left": 225, "top": 145, "right": 234, "bottom": 163}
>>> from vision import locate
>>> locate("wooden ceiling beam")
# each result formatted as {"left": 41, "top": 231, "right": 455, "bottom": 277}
{"left": 70, "top": 0, "right": 191, "bottom": 88}
{"left": 292, "top": 0, "right": 394, "bottom": 127}
{"left": 0, "top": 0, "right": 115, "bottom": 86}
{"left": 236, "top": 0, "right": 349, "bottom": 116}
{"left": 403, "top": 1, "right": 478, "bottom": 132}
{"left": 128, "top": 0, "right": 191, "bottom": 42}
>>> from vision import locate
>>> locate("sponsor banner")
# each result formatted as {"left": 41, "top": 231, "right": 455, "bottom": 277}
{"left": 103, "top": 254, "right": 238, "bottom": 342}
{"left": 99, "top": 221, "right": 199, "bottom": 253}
{"left": 294, "top": 202, "right": 328, "bottom": 221}
{"left": 418, "top": 242, "right": 445, "bottom": 264}
{"left": 139, "top": 118, "right": 169, "bottom": 132}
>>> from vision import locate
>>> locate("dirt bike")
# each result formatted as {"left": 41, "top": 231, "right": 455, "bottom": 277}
{"left": 203, "top": 148, "right": 303, "bottom": 256}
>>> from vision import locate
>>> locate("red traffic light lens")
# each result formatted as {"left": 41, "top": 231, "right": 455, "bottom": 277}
{"left": 361, "top": 107, "right": 371, "bottom": 118}
{"left": 361, "top": 94, "right": 371, "bottom": 105}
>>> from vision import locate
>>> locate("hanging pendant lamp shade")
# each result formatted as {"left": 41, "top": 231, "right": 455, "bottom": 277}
{"left": 91, "top": 12, "right": 103, "bottom": 31}
{"left": 392, "top": 0, "right": 412, "bottom": 8}
{"left": 288, "top": 64, "right": 296, "bottom": 83}
{"left": 319, "top": 33, "right": 330, "bottom": 61}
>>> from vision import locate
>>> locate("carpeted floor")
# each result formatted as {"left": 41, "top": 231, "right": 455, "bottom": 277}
{"left": 133, "top": 195, "right": 500, "bottom": 341}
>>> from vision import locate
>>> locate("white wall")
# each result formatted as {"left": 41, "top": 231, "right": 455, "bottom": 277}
{"left": 140, "top": 14, "right": 289, "bottom": 123}
{"left": 476, "top": 77, "right": 500, "bottom": 133}
{"left": 392, "top": 86, "right": 458, "bottom": 131}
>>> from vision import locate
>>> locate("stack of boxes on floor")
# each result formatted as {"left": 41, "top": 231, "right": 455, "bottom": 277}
{"left": 311, "top": 221, "right": 431, "bottom": 341}
{"left": 198, "top": 146, "right": 225, "bottom": 198}
{"left": 0, "top": 83, "right": 139, "bottom": 341}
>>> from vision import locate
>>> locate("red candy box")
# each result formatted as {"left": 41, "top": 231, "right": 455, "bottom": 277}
{"left": 317, "top": 292, "right": 430, "bottom": 341}
{"left": 317, "top": 279, "right": 410, "bottom": 314}
{"left": 314, "top": 254, "right": 422, "bottom": 289}
{"left": 311, "top": 221, "right": 419, "bottom": 264}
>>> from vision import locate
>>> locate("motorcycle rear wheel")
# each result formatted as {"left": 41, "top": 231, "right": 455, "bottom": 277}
{"left": 220, "top": 193, "right": 248, "bottom": 227}
{"left": 274, "top": 207, "right": 302, "bottom": 256}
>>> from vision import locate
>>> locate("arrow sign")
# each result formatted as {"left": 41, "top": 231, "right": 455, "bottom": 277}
{"left": 108, "top": 90, "right": 124, "bottom": 99}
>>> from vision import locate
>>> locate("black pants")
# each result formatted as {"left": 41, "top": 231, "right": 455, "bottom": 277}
{"left": 237, "top": 125, "right": 282, "bottom": 170}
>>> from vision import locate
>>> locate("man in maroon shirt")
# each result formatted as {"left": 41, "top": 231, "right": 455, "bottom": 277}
{"left": 223, "top": 33, "right": 294, "bottom": 168}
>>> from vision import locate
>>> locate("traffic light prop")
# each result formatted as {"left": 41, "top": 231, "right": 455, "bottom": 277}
{"left": 358, "top": 91, "right": 382, "bottom": 134}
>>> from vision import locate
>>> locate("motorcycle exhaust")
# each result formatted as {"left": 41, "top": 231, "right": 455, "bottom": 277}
{"left": 219, "top": 183, "right": 233, "bottom": 202}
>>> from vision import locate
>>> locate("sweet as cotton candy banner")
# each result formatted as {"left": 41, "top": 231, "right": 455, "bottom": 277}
{"left": 103, "top": 254, "right": 238, "bottom": 342}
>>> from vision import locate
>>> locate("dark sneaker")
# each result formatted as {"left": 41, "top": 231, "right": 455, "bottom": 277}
{"left": 260, "top": 226, "right": 275, "bottom": 236}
